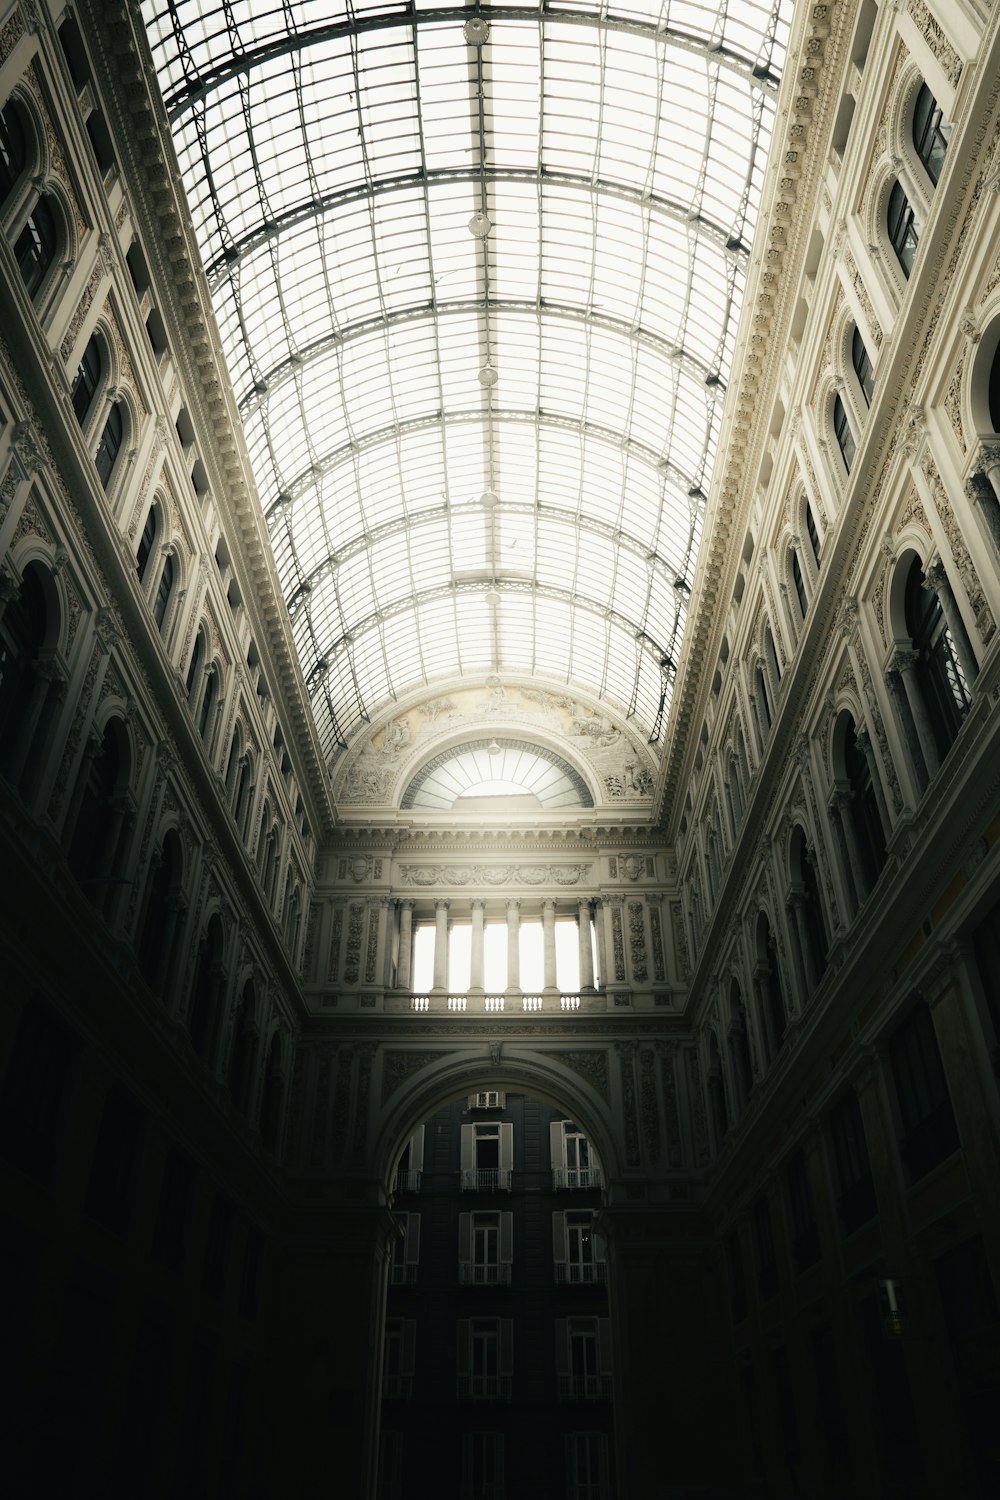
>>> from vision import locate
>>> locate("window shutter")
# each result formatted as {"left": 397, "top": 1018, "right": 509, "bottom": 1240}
{"left": 460, "top": 1123, "right": 474, "bottom": 1172}
{"left": 500, "top": 1211, "right": 513, "bottom": 1269}
{"left": 554, "top": 1318, "right": 570, "bottom": 1378}
{"left": 410, "top": 1124, "right": 424, "bottom": 1174}
{"left": 406, "top": 1213, "right": 421, "bottom": 1266}
{"left": 499, "top": 1121, "right": 514, "bottom": 1172}
{"left": 549, "top": 1120, "right": 564, "bottom": 1170}
{"left": 458, "top": 1212, "right": 472, "bottom": 1262}
{"left": 499, "top": 1318, "right": 514, "bottom": 1377}
{"left": 552, "top": 1211, "right": 567, "bottom": 1272}
{"left": 593, "top": 1224, "right": 608, "bottom": 1263}
{"left": 456, "top": 1319, "right": 470, "bottom": 1377}
{"left": 598, "top": 1318, "right": 612, "bottom": 1375}
{"left": 401, "top": 1319, "right": 416, "bottom": 1377}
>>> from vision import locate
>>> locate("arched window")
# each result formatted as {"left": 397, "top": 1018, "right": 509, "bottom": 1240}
{"left": 912, "top": 82, "right": 949, "bottom": 186}
{"left": 197, "top": 662, "right": 217, "bottom": 740}
{"left": 0, "top": 564, "right": 49, "bottom": 775}
{"left": 791, "top": 826, "right": 827, "bottom": 988}
{"left": 136, "top": 504, "right": 159, "bottom": 586}
{"left": 791, "top": 549, "right": 808, "bottom": 619}
{"left": 188, "top": 915, "right": 224, "bottom": 1063}
{"left": 263, "top": 829, "right": 280, "bottom": 905}
{"left": 186, "top": 626, "right": 206, "bottom": 703}
{"left": 153, "top": 552, "right": 175, "bottom": 632}
{"left": 256, "top": 802, "right": 272, "bottom": 871}
{"left": 989, "top": 338, "right": 1000, "bottom": 434}
{"left": 765, "top": 625, "right": 781, "bottom": 686}
{"left": 887, "top": 179, "right": 919, "bottom": 278}
{"left": 94, "top": 400, "right": 124, "bottom": 488}
{"left": 14, "top": 194, "right": 59, "bottom": 299}
{"left": 137, "top": 830, "right": 183, "bottom": 996}
{"left": 729, "top": 755, "right": 744, "bottom": 825}
{"left": 904, "top": 556, "right": 970, "bottom": 759}
{"left": 852, "top": 326, "right": 874, "bottom": 406}
{"left": 71, "top": 335, "right": 102, "bottom": 425}
{"left": 845, "top": 719, "right": 886, "bottom": 888}
{"left": 0, "top": 96, "right": 29, "bottom": 207}
{"left": 833, "top": 394, "right": 856, "bottom": 471}
{"left": 225, "top": 727, "right": 243, "bottom": 796}
{"left": 234, "top": 754, "right": 254, "bottom": 836}
{"left": 258, "top": 1032, "right": 284, "bottom": 1154}
{"left": 67, "top": 718, "right": 130, "bottom": 906}
{"left": 757, "top": 914, "right": 786, "bottom": 1059}
{"left": 755, "top": 662, "right": 772, "bottom": 734}
{"left": 805, "top": 504, "right": 820, "bottom": 569}
{"left": 227, "top": 983, "right": 258, "bottom": 1115}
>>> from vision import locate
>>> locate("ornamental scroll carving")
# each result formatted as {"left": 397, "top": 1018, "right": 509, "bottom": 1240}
{"left": 343, "top": 902, "right": 363, "bottom": 985}
{"left": 649, "top": 904, "right": 666, "bottom": 981}
{"left": 399, "top": 863, "right": 592, "bottom": 887}
{"left": 364, "top": 904, "right": 379, "bottom": 984}
{"left": 381, "top": 1050, "right": 448, "bottom": 1103}
{"left": 907, "top": 0, "right": 962, "bottom": 87}
{"left": 670, "top": 900, "right": 690, "bottom": 981}
{"left": 610, "top": 904, "right": 626, "bottom": 982}
{"left": 327, "top": 901, "right": 344, "bottom": 981}
{"left": 685, "top": 1047, "right": 711, "bottom": 1167}
{"left": 616, "top": 1041, "right": 641, "bottom": 1167}
{"left": 628, "top": 901, "right": 648, "bottom": 982}
{"left": 548, "top": 1049, "right": 610, "bottom": 1103}
{"left": 921, "top": 454, "right": 995, "bottom": 642}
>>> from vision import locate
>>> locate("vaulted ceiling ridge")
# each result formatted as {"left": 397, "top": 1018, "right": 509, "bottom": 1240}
{"left": 659, "top": 0, "right": 847, "bottom": 832}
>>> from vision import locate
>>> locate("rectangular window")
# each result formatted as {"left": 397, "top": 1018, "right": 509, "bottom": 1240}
{"left": 457, "top": 1318, "right": 513, "bottom": 1400}
{"left": 553, "top": 1211, "right": 607, "bottom": 1284}
{"left": 469, "top": 1091, "right": 506, "bottom": 1110}
{"left": 550, "top": 1120, "right": 603, "bottom": 1189}
{"left": 829, "top": 1090, "right": 877, "bottom": 1235}
{"left": 459, "top": 1211, "right": 512, "bottom": 1286}
{"left": 566, "top": 1432, "right": 611, "bottom": 1500}
{"left": 460, "top": 1121, "right": 513, "bottom": 1190}
{"left": 888, "top": 1003, "right": 959, "bottom": 1183}
{"left": 462, "top": 1431, "right": 504, "bottom": 1500}
{"left": 383, "top": 1318, "right": 416, "bottom": 1399}
{"left": 556, "top": 1317, "right": 612, "bottom": 1400}
{"left": 391, "top": 1212, "right": 421, "bottom": 1285}
{"left": 786, "top": 1150, "right": 820, "bottom": 1271}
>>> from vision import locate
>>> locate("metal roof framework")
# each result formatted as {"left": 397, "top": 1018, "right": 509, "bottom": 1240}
{"left": 143, "top": 0, "right": 791, "bottom": 758}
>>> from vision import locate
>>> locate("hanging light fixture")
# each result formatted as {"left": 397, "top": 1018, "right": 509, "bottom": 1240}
{"left": 463, "top": 17, "right": 490, "bottom": 45}
{"left": 487, "top": 739, "right": 502, "bottom": 756}
{"left": 479, "top": 362, "right": 498, "bottom": 388}
{"left": 480, "top": 489, "right": 500, "bottom": 508}
{"left": 468, "top": 211, "right": 493, "bottom": 239}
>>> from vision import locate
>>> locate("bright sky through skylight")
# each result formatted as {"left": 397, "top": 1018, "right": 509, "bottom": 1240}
{"left": 143, "top": 0, "right": 792, "bottom": 758}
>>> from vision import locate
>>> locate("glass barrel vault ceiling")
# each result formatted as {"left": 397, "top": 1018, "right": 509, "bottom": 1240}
{"left": 143, "top": 0, "right": 792, "bottom": 762}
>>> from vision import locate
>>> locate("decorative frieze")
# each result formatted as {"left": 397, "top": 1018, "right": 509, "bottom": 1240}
{"left": 649, "top": 904, "right": 665, "bottom": 982}
{"left": 381, "top": 1049, "right": 447, "bottom": 1103}
{"left": 610, "top": 902, "right": 626, "bottom": 982}
{"left": 343, "top": 901, "right": 364, "bottom": 985}
{"left": 628, "top": 900, "right": 648, "bottom": 982}
{"left": 399, "top": 862, "right": 591, "bottom": 887}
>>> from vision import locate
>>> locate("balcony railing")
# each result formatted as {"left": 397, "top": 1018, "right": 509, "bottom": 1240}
{"left": 392, "top": 1169, "right": 421, "bottom": 1195}
{"left": 457, "top": 1374, "right": 512, "bottom": 1401}
{"left": 555, "top": 1262, "right": 607, "bottom": 1285}
{"left": 461, "top": 1168, "right": 512, "bottom": 1192}
{"left": 459, "top": 1261, "right": 511, "bottom": 1287}
{"left": 557, "top": 1373, "right": 611, "bottom": 1400}
{"left": 552, "top": 1167, "right": 604, "bottom": 1190}
{"left": 407, "top": 993, "right": 584, "bottom": 1014}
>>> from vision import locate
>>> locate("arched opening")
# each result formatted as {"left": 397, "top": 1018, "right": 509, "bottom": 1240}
{"left": 789, "top": 825, "right": 827, "bottom": 991}
{"left": 379, "top": 1081, "right": 615, "bottom": 1500}
{"left": 833, "top": 392, "right": 856, "bottom": 470}
{"left": 135, "top": 503, "right": 160, "bottom": 587}
{"left": 0, "top": 562, "right": 51, "bottom": 779}
{"left": 94, "top": 399, "right": 125, "bottom": 488}
{"left": 755, "top": 913, "right": 786, "bottom": 1062}
{"left": 227, "top": 980, "right": 259, "bottom": 1116}
{"left": 186, "top": 624, "right": 207, "bottom": 705}
{"left": 887, "top": 178, "right": 919, "bottom": 278}
{"left": 790, "top": 548, "right": 808, "bottom": 619}
{"left": 852, "top": 325, "right": 873, "bottom": 406}
{"left": 71, "top": 333, "right": 103, "bottom": 426}
{"left": 912, "top": 81, "right": 949, "bottom": 186}
{"left": 137, "top": 829, "right": 184, "bottom": 998}
{"left": 805, "top": 502, "right": 821, "bottom": 569}
{"left": 152, "top": 551, "right": 175, "bottom": 633}
{"left": 729, "top": 980, "right": 753, "bottom": 1113}
{"left": 188, "top": 913, "right": 225, "bottom": 1063}
{"left": 14, "top": 193, "right": 60, "bottom": 300}
{"left": 903, "top": 554, "right": 970, "bottom": 763}
{"left": 843, "top": 716, "right": 886, "bottom": 892}
{"left": 0, "top": 95, "right": 31, "bottom": 209}
{"left": 196, "top": 660, "right": 218, "bottom": 740}
{"left": 67, "top": 716, "right": 131, "bottom": 910}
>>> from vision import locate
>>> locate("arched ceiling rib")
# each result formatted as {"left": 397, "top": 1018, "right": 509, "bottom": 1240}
{"left": 143, "top": 0, "right": 792, "bottom": 761}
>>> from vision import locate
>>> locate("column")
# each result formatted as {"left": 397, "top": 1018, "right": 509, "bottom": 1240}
{"left": 577, "top": 898, "right": 595, "bottom": 991}
{"left": 832, "top": 787, "right": 869, "bottom": 904}
{"left": 541, "top": 897, "right": 558, "bottom": 994}
{"left": 856, "top": 724, "right": 890, "bottom": 838}
{"left": 923, "top": 559, "right": 979, "bottom": 685}
{"left": 966, "top": 457, "right": 1000, "bottom": 553}
{"left": 432, "top": 899, "right": 450, "bottom": 992}
{"left": 469, "top": 898, "right": 485, "bottom": 995}
{"left": 788, "top": 891, "right": 815, "bottom": 999}
{"left": 889, "top": 648, "right": 940, "bottom": 778}
{"left": 505, "top": 899, "right": 520, "bottom": 994}
{"left": 7, "top": 658, "right": 62, "bottom": 786}
{"left": 396, "top": 900, "right": 414, "bottom": 990}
